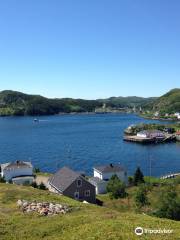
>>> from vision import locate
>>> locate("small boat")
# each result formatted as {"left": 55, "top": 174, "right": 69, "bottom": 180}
{"left": 33, "top": 118, "right": 39, "bottom": 122}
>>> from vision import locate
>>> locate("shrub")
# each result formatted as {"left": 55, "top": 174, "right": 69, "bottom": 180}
{"left": 107, "top": 174, "right": 127, "bottom": 199}
{"left": 34, "top": 167, "right": 40, "bottom": 173}
{"left": 154, "top": 186, "right": 180, "bottom": 220}
{"left": 128, "top": 176, "right": 134, "bottom": 186}
{"left": 134, "top": 185, "right": 149, "bottom": 208}
{"left": 38, "top": 182, "right": 47, "bottom": 190}
{"left": 31, "top": 181, "right": 38, "bottom": 188}
{"left": 0, "top": 176, "right": 6, "bottom": 183}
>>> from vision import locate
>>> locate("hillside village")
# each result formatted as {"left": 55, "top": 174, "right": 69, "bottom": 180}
{"left": 0, "top": 159, "right": 180, "bottom": 240}
{"left": 0, "top": 160, "right": 128, "bottom": 203}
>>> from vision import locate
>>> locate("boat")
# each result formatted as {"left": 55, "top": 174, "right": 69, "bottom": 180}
{"left": 33, "top": 118, "right": 39, "bottom": 123}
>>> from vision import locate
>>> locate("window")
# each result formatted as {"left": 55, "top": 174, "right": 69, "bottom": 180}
{"left": 85, "top": 190, "right": 90, "bottom": 197}
{"left": 77, "top": 179, "right": 82, "bottom": 187}
{"left": 74, "top": 191, "right": 79, "bottom": 199}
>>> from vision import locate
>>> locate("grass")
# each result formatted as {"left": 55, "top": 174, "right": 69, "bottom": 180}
{"left": 0, "top": 183, "right": 180, "bottom": 240}
{"left": 35, "top": 172, "right": 53, "bottom": 177}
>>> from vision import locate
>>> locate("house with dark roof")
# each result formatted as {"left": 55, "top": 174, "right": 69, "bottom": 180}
{"left": 0, "top": 160, "right": 34, "bottom": 184}
{"left": 48, "top": 167, "right": 96, "bottom": 203}
{"left": 89, "top": 164, "right": 127, "bottom": 194}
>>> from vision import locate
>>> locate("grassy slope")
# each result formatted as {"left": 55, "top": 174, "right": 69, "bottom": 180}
{"left": 151, "top": 88, "right": 180, "bottom": 113}
{"left": 0, "top": 183, "right": 179, "bottom": 240}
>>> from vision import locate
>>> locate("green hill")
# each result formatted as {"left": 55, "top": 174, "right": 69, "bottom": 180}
{"left": 0, "top": 90, "right": 101, "bottom": 116}
{"left": 99, "top": 96, "right": 156, "bottom": 108}
{"left": 0, "top": 90, "right": 155, "bottom": 116}
{"left": 149, "top": 88, "right": 180, "bottom": 114}
{"left": 0, "top": 182, "right": 179, "bottom": 240}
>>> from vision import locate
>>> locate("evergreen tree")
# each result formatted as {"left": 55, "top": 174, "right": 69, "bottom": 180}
{"left": 134, "top": 167, "right": 145, "bottom": 186}
{"left": 134, "top": 185, "right": 149, "bottom": 208}
{"left": 107, "top": 174, "right": 127, "bottom": 199}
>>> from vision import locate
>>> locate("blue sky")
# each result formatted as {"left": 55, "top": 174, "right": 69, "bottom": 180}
{"left": 0, "top": 0, "right": 180, "bottom": 99}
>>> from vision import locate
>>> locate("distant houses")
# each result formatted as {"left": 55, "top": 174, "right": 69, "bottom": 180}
{"left": 89, "top": 164, "right": 127, "bottom": 194}
{"left": 48, "top": 167, "right": 96, "bottom": 203}
{"left": 0, "top": 160, "right": 34, "bottom": 184}
{"left": 137, "top": 130, "right": 165, "bottom": 139}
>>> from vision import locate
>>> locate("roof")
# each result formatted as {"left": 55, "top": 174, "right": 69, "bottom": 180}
{"left": 48, "top": 167, "right": 82, "bottom": 192}
{"left": 89, "top": 177, "right": 106, "bottom": 185}
{"left": 94, "top": 164, "right": 125, "bottom": 173}
{"left": 1, "top": 161, "right": 32, "bottom": 171}
{"left": 138, "top": 130, "right": 164, "bottom": 134}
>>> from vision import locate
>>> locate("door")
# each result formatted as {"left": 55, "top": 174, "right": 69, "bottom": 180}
{"left": 74, "top": 191, "right": 79, "bottom": 200}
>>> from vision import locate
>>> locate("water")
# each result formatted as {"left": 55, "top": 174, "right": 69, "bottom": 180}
{"left": 0, "top": 114, "right": 179, "bottom": 177}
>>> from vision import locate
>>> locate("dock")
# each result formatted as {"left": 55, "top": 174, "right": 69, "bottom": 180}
{"left": 161, "top": 173, "right": 180, "bottom": 179}
{"left": 123, "top": 134, "right": 176, "bottom": 144}
{"left": 123, "top": 135, "right": 154, "bottom": 143}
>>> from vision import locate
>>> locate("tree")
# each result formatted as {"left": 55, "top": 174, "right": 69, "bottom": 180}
{"left": 107, "top": 174, "right": 127, "bottom": 199}
{"left": 34, "top": 167, "right": 40, "bottom": 173}
{"left": 134, "top": 185, "right": 149, "bottom": 208}
{"left": 154, "top": 186, "right": 180, "bottom": 220}
{"left": 0, "top": 176, "right": 6, "bottom": 183}
{"left": 134, "top": 167, "right": 145, "bottom": 186}
{"left": 128, "top": 176, "right": 134, "bottom": 186}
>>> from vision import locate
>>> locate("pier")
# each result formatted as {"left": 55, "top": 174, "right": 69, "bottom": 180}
{"left": 161, "top": 173, "right": 180, "bottom": 179}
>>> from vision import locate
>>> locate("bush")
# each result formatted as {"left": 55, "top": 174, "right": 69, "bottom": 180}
{"left": 128, "top": 176, "right": 134, "bottom": 186}
{"left": 154, "top": 186, "right": 180, "bottom": 220}
{"left": 134, "top": 167, "right": 145, "bottom": 186}
{"left": 34, "top": 167, "right": 40, "bottom": 173}
{"left": 31, "top": 181, "right": 38, "bottom": 188}
{"left": 134, "top": 185, "right": 149, "bottom": 208}
{"left": 0, "top": 176, "right": 6, "bottom": 183}
{"left": 38, "top": 182, "right": 47, "bottom": 190}
{"left": 107, "top": 174, "right": 127, "bottom": 199}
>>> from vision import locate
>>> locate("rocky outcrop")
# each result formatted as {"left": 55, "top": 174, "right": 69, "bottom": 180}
{"left": 17, "top": 199, "right": 71, "bottom": 216}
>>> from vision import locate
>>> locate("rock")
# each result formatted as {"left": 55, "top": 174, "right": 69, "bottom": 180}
{"left": 22, "top": 201, "right": 28, "bottom": 208}
{"left": 17, "top": 200, "right": 23, "bottom": 207}
{"left": 17, "top": 200, "right": 70, "bottom": 216}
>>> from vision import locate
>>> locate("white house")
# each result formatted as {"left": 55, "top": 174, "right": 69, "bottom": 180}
{"left": 89, "top": 164, "right": 127, "bottom": 194}
{"left": 0, "top": 160, "right": 34, "bottom": 184}
{"left": 137, "top": 130, "right": 165, "bottom": 139}
{"left": 154, "top": 111, "right": 159, "bottom": 117}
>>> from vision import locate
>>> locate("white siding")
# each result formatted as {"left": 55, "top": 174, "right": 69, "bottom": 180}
{"left": 2, "top": 167, "right": 33, "bottom": 181}
{"left": 96, "top": 181, "right": 108, "bottom": 194}
{"left": 93, "top": 168, "right": 127, "bottom": 184}
{"left": 137, "top": 133, "right": 147, "bottom": 138}
{"left": 12, "top": 176, "right": 34, "bottom": 185}
{"left": 94, "top": 169, "right": 103, "bottom": 179}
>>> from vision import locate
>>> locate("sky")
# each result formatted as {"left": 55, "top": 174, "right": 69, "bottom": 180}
{"left": 0, "top": 0, "right": 180, "bottom": 99}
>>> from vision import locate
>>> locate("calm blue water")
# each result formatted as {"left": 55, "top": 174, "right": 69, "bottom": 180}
{"left": 0, "top": 114, "right": 179, "bottom": 177}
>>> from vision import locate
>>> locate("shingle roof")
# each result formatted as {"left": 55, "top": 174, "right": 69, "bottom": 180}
{"left": 1, "top": 161, "right": 32, "bottom": 170}
{"left": 94, "top": 164, "right": 125, "bottom": 173}
{"left": 48, "top": 167, "right": 81, "bottom": 192}
{"left": 89, "top": 177, "right": 106, "bottom": 185}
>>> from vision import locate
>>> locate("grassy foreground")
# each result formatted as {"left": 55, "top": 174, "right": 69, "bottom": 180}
{"left": 0, "top": 183, "right": 179, "bottom": 240}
